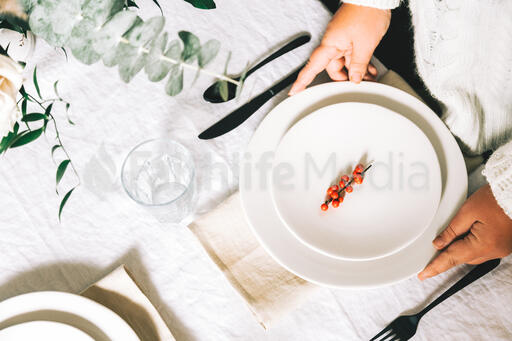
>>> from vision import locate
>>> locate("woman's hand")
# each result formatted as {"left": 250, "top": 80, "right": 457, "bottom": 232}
{"left": 418, "top": 184, "right": 512, "bottom": 280}
{"left": 289, "top": 3, "right": 391, "bottom": 95}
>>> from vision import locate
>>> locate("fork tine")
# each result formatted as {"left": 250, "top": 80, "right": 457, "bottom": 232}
{"left": 369, "top": 325, "right": 392, "bottom": 341}
{"left": 380, "top": 333, "right": 396, "bottom": 341}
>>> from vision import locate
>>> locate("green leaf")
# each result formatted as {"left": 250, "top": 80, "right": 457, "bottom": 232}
{"left": 235, "top": 63, "right": 249, "bottom": 99}
{"left": 165, "top": 64, "right": 183, "bottom": 96}
{"left": 178, "top": 31, "right": 200, "bottom": 62}
{"left": 117, "top": 16, "right": 165, "bottom": 82}
{"left": 21, "top": 98, "right": 27, "bottom": 116}
{"left": 69, "top": 18, "right": 102, "bottom": 65}
{"left": 53, "top": 80, "right": 61, "bottom": 98}
{"left": 218, "top": 80, "right": 228, "bottom": 102}
{"left": 94, "top": 10, "right": 138, "bottom": 56}
{"left": 184, "top": 0, "right": 216, "bottom": 10}
{"left": 51, "top": 144, "right": 61, "bottom": 159}
{"left": 198, "top": 39, "right": 220, "bottom": 68}
{"left": 152, "top": 0, "right": 163, "bottom": 15}
{"left": 33, "top": 66, "right": 41, "bottom": 99}
{"left": 145, "top": 32, "right": 168, "bottom": 81}
{"left": 21, "top": 113, "right": 48, "bottom": 122}
{"left": 125, "top": 0, "right": 138, "bottom": 8}
{"left": 0, "top": 123, "right": 19, "bottom": 153}
{"left": 10, "top": 128, "right": 43, "bottom": 148}
{"left": 59, "top": 187, "right": 75, "bottom": 221}
{"left": 56, "top": 159, "right": 70, "bottom": 186}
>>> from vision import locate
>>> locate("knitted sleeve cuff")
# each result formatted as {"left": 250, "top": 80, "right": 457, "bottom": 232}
{"left": 484, "top": 140, "right": 512, "bottom": 219}
{"left": 341, "top": 0, "right": 401, "bottom": 9}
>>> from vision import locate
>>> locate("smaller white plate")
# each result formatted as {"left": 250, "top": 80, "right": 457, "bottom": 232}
{"left": 271, "top": 102, "right": 442, "bottom": 260}
{"left": 0, "top": 291, "right": 139, "bottom": 341}
{"left": 0, "top": 321, "right": 94, "bottom": 341}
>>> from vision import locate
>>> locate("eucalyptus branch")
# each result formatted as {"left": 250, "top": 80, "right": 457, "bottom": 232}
{"left": 119, "top": 38, "right": 240, "bottom": 86}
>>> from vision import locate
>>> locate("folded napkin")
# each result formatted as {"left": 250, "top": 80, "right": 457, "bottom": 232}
{"left": 188, "top": 70, "right": 474, "bottom": 329}
{"left": 81, "top": 265, "right": 176, "bottom": 341}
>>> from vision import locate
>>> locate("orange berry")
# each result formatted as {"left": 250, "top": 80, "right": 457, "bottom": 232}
{"left": 345, "top": 185, "right": 353, "bottom": 193}
{"left": 354, "top": 164, "right": 364, "bottom": 173}
{"left": 354, "top": 174, "right": 363, "bottom": 184}
{"left": 338, "top": 196, "right": 344, "bottom": 203}
{"left": 331, "top": 185, "right": 339, "bottom": 191}
{"left": 332, "top": 200, "right": 339, "bottom": 208}
{"left": 339, "top": 179, "right": 345, "bottom": 187}
{"left": 327, "top": 188, "right": 333, "bottom": 195}
{"left": 321, "top": 203, "right": 328, "bottom": 211}
{"left": 330, "top": 191, "right": 339, "bottom": 199}
{"left": 341, "top": 175, "right": 350, "bottom": 182}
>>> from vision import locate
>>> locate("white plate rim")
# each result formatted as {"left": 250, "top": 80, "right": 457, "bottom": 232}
{"left": 0, "top": 291, "right": 139, "bottom": 341}
{"left": 239, "top": 81, "right": 468, "bottom": 289}
{"left": 0, "top": 321, "right": 94, "bottom": 340}
{"left": 269, "top": 101, "right": 442, "bottom": 261}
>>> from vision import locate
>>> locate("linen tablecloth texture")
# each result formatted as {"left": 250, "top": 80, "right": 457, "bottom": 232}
{"left": 81, "top": 265, "right": 176, "bottom": 341}
{"left": 188, "top": 70, "right": 428, "bottom": 328}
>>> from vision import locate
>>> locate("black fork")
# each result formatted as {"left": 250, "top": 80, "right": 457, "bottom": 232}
{"left": 370, "top": 259, "right": 501, "bottom": 341}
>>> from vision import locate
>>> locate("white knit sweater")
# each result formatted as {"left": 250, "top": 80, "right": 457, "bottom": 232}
{"left": 343, "top": 0, "right": 512, "bottom": 218}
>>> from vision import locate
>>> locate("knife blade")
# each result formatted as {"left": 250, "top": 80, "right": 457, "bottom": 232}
{"left": 198, "top": 63, "right": 305, "bottom": 140}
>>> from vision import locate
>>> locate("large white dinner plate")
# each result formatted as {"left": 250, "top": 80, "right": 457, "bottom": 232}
{"left": 271, "top": 102, "right": 442, "bottom": 261}
{"left": 0, "top": 321, "right": 94, "bottom": 341}
{"left": 0, "top": 291, "right": 140, "bottom": 341}
{"left": 239, "top": 81, "right": 467, "bottom": 288}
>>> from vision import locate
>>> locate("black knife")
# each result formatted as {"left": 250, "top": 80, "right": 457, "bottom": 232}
{"left": 198, "top": 63, "right": 305, "bottom": 140}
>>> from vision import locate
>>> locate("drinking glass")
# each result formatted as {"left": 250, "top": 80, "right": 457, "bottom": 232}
{"left": 121, "top": 138, "right": 195, "bottom": 223}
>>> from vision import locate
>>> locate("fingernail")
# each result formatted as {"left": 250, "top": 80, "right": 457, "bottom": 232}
{"left": 418, "top": 270, "right": 430, "bottom": 281}
{"left": 433, "top": 237, "right": 444, "bottom": 248}
{"left": 351, "top": 72, "right": 362, "bottom": 83}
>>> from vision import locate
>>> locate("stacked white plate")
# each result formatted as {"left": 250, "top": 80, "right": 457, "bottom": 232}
{"left": 0, "top": 291, "right": 139, "bottom": 340}
{"left": 240, "top": 81, "right": 467, "bottom": 288}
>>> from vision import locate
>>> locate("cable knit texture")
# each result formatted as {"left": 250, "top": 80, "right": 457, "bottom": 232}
{"left": 344, "top": 0, "right": 512, "bottom": 216}
{"left": 342, "top": 0, "right": 400, "bottom": 9}
{"left": 484, "top": 140, "right": 512, "bottom": 218}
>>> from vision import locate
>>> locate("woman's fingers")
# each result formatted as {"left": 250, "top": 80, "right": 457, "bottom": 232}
{"left": 289, "top": 45, "right": 340, "bottom": 95}
{"left": 418, "top": 232, "right": 483, "bottom": 280}
{"left": 326, "top": 58, "right": 348, "bottom": 81}
{"left": 346, "top": 42, "right": 374, "bottom": 83}
{"left": 433, "top": 204, "right": 476, "bottom": 250}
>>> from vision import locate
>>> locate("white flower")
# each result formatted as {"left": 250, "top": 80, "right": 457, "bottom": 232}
{"left": 0, "top": 54, "right": 23, "bottom": 138}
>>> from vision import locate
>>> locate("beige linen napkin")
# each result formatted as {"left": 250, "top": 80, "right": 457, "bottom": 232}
{"left": 81, "top": 265, "right": 175, "bottom": 341}
{"left": 188, "top": 70, "right": 470, "bottom": 329}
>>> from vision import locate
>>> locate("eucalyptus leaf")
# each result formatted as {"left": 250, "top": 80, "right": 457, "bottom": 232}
{"left": 56, "top": 159, "right": 70, "bottom": 186}
{"left": 235, "top": 63, "right": 249, "bottom": 99}
{"left": 10, "top": 128, "right": 43, "bottom": 148}
{"left": 178, "top": 31, "right": 200, "bottom": 62}
{"left": 116, "top": 16, "right": 165, "bottom": 82}
{"left": 59, "top": 187, "right": 75, "bottom": 221}
{"left": 81, "top": 0, "right": 123, "bottom": 27}
{"left": 165, "top": 64, "right": 183, "bottom": 96}
{"left": 184, "top": 0, "right": 216, "bottom": 10}
{"left": 28, "top": 4, "right": 67, "bottom": 46}
{"left": 69, "top": 18, "right": 101, "bottom": 64}
{"left": 50, "top": 0, "right": 83, "bottom": 36}
{"left": 144, "top": 32, "right": 168, "bottom": 81}
{"left": 198, "top": 39, "right": 220, "bottom": 68}
{"left": 218, "top": 80, "right": 228, "bottom": 102}
{"left": 93, "top": 10, "right": 138, "bottom": 55}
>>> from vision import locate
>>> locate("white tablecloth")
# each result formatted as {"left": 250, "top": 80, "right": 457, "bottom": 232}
{"left": 1, "top": 0, "right": 511, "bottom": 340}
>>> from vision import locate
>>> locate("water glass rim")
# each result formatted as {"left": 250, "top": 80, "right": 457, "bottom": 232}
{"left": 120, "top": 138, "right": 195, "bottom": 207}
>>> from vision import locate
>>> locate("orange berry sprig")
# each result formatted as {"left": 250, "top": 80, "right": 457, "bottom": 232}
{"left": 320, "top": 163, "right": 372, "bottom": 211}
